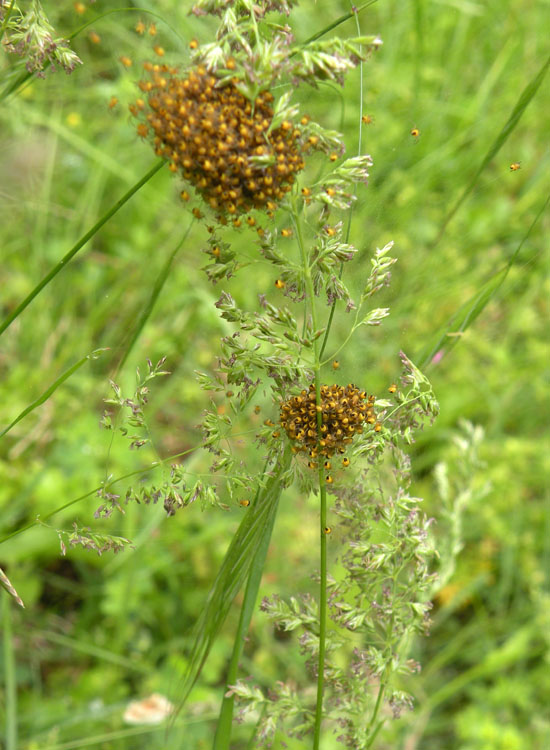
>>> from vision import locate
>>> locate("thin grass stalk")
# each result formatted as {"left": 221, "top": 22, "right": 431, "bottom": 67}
{"left": 298, "top": 0, "right": 379, "bottom": 46}
{"left": 0, "top": 348, "right": 108, "bottom": 439}
{"left": 420, "top": 190, "right": 550, "bottom": 369}
{"left": 0, "top": 159, "right": 165, "bottom": 338}
{"left": 0, "top": 444, "right": 203, "bottom": 546}
{"left": 213, "top": 460, "right": 278, "bottom": 749}
{"left": 117, "top": 223, "right": 193, "bottom": 371}
{"left": 2, "top": 591, "right": 17, "bottom": 750}
{"left": 319, "top": 3, "right": 364, "bottom": 361}
{"left": 433, "top": 52, "right": 550, "bottom": 245}
{"left": 291, "top": 194, "right": 327, "bottom": 748}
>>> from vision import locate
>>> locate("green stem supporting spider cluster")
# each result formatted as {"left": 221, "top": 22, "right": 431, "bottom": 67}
{"left": 291, "top": 194, "right": 328, "bottom": 749}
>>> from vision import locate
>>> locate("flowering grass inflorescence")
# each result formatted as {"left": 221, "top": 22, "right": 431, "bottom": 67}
{"left": 1, "top": 0, "right": 82, "bottom": 75}
{"left": 116, "top": 1, "right": 440, "bottom": 748}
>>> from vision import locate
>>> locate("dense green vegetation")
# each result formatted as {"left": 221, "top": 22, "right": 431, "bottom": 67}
{"left": 1, "top": 1, "right": 548, "bottom": 748}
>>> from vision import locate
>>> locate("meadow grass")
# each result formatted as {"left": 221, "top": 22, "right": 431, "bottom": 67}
{"left": 1, "top": 1, "right": 548, "bottom": 748}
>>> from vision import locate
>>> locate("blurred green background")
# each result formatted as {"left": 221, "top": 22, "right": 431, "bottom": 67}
{"left": 0, "top": 0, "right": 548, "bottom": 748}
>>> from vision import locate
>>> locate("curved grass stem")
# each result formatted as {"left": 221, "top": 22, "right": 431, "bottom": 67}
{"left": 0, "top": 159, "right": 165, "bottom": 338}
{"left": 319, "top": 1, "right": 365, "bottom": 363}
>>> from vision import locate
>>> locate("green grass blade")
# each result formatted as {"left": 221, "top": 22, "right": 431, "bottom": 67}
{"left": 213, "top": 460, "right": 279, "bottom": 750}
{"left": 173, "top": 447, "right": 291, "bottom": 721}
{"left": 118, "top": 225, "right": 193, "bottom": 370}
{"left": 0, "top": 348, "right": 108, "bottom": 439}
{"left": 301, "top": 0, "right": 379, "bottom": 45}
{"left": 2, "top": 590, "right": 18, "bottom": 750}
{"left": 434, "top": 52, "right": 550, "bottom": 243}
{"left": 420, "top": 191, "right": 550, "bottom": 369}
{"left": 0, "top": 160, "right": 165, "bottom": 338}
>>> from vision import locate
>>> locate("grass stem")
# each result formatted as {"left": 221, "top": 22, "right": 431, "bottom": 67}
{"left": 291, "top": 194, "right": 327, "bottom": 748}
{"left": 0, "top": 159, "right": 165, "bottom": 338}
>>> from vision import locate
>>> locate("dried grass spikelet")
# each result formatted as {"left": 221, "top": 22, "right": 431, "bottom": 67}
{"left": 280, "top": 383, "right": 376, "bottom": 461}
{"left": 131, "top": 62, "right": 306, "bottom": 219}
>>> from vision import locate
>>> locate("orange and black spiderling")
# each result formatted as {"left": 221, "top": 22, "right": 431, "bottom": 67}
{"left": 324, "top": 526, "right": 332, "bottom": 534}
{"left": 510, "top": 162, "right": 521, "bottom": 171}
{"left": 410, "top": 127, "right": 420, "bottom": 138}
{"left": 279, "top": 383, "right": 377, "bottom": 461}
{"left": 342, "top": 457, "right": 350, "bottom": 467}
{"left": 131, "top": 63, "right": 306, "bottom": 219}
{"left": 239, "top": 499, "right": 250, "bottom": 507}
{"left": 332, "top": 360, "right": 339, "bottom": 370}
{"left": 274, "top": 279, "right": 285, "bottom": 289}
{"left": 388, "top": 383, "right": 397, "bottom": 393}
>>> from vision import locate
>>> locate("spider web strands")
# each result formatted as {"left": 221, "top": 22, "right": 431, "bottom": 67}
{"left": 169, "top": 446, "right": 292, "bottom": 728}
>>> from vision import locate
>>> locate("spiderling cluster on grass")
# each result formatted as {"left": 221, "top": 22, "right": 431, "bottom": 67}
{"left": 0, "top": 0, "right": 470, "bottom": 748}
{"left": 99, "top": 1, "right": 446, "bottom": 747}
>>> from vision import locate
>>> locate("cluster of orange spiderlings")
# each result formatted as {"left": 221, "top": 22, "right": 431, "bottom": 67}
{"left": 131, "top": 62, "right": 305, "bottom": 218}
{"left": 279, "top": 384, "right": 377, "bottom": 465}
